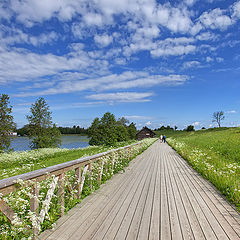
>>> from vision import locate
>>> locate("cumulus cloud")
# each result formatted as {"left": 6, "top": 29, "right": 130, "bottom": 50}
{"left": 94, "top": 34, "right": 113, "bottom": 47}
{"left": 232, "top": 1, "right": 240, "bottom": 19}
{"left": 199, "top": 8, "right": 233, "bottom": 30}
{"left": 150, "top": 37, "right": 196, "bottom": 57}
{"left": 182, "top": 61, "right": 201, "bottom": 69}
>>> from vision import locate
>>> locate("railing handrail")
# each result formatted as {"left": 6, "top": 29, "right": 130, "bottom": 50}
{"left": 0, "top": 142, "right": 141, "bottom": 194}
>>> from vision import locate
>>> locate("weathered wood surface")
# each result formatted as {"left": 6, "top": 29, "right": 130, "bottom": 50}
{"left": 40, "top": 141, "right": 240, "bottom": 240}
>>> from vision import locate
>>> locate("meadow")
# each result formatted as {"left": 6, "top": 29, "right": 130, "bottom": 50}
{"left": 166, "top": 127, "right": 240, "bottom": 211}
{"left": 0, "top": 138, "right": 157, "bottom": 239}
{"left": 0, "top": 140, "right": 136, "bottom": 180}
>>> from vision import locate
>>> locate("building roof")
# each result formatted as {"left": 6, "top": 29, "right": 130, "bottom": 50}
{"left": 137, "top": 126, "right": 156, "bottom": 136}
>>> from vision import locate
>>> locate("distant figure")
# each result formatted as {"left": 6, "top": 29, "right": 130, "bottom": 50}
{"left": 163, "top": 135, "right": 166, "bottom": 143}
{"left": 160, "top": 135, "right": 163, "bottom": 143}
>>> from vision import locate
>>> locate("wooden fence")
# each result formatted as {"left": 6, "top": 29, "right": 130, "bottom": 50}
{"left": 0, "top": 141, "right": 144, "bottom": 237}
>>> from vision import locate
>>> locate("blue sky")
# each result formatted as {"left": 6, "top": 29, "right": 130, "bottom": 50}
{"left": 0, "top": 0, "right": 240, "bottom": 129}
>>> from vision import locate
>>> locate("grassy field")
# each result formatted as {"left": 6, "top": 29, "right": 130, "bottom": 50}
{"left": 165, "top": 127, "right": 240, "bottom": 210}
{"left": 0, "top": 140, "right": 137, "bottom": 180}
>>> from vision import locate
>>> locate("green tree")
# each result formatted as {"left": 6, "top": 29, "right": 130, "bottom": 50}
{"left": 212, "top": 111, "right": 225, "bottom": 128}
{"left": 88, "top": 112, "right": 131, "bottom": 146}
{"left": 117, "top": 117, "right": 129, "bottom": 126}
{"left": 185, "top": 125, "right": 195, "bottom": 131}
{"left": 27, "top": 97, "right": 61, "bottom": 149}
{"left": 128, "top": 122, "right": 137, "bottom": 139}
{"left": 0, "top": 94, "right": 16, "bottom": 152}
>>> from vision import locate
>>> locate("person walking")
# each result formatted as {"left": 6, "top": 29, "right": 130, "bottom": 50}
{"left": 160, "top": 135, "right": 163, "bottom": 143}
{"left": 163, "top": 135, "right": 166, "bottom": 143}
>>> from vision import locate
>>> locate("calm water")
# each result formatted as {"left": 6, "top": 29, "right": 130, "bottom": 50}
{"left": 11, "top": 135, "right": 89, "bottom": 151}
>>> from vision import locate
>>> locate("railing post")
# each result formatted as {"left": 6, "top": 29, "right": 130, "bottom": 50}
{"left": 88, "top": 162, "right": 92, "bottom": 191}
{"left": 30, "top": 182, "right": 39, "bottom": 237}
{"left": 97, "top": 159, "right": 102, "bottom": 185}
{"left": 111, "top": 152, "right": 114, "bottom": 175}
{"left": 75, "top": 167, "right": 81, "bottom": 199}
{"left": 58, "top": 173, "right": 65, "bottom": 217}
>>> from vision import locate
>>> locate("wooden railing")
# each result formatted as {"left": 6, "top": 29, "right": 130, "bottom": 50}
{"left": 0, "top": 141, "right": 147, "bottom": 238}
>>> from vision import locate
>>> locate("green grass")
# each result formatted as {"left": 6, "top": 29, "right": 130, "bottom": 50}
{"left": 0, "top": 140, "right": 137, "bottom": 180}
{"left": 166, "top": 127, "right": 240, "bottom": 210}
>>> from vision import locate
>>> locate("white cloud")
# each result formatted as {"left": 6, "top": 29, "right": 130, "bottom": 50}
{"left": 86, "top": 92, "right": 153, "bottom": 103}
{"left": 13, "top": 71, "right": 188, "bottom": 97}
{"left": 216, "top": 57, "right": 224, "bottom": 62}
{"left": 192, "top": 121, "right": 200, "bottom": 126}
{"left": 226, "top": 110, "right": 237, "bottom": 114}
{"left": 196, "top": 32, "right": 218, "bottom": 41}
{"left": 206, "top": 56, "right": 213, "bottom": 62}
{"left": 232, "top": 1, "right": 240, "bottom": 19}
{"left": 123, "top": 115, "right": 153, "bottom": 120}
{"left": 182, "top": 61, "right": 201, "bottom": 69}
{"left": 83, "top": 13, "right": 104, "bottom": 26}
{"left": 94, "top": 34, "right": 113, "bottom": 47}
{"left": 0, "top": 45, "right": 109, "bottom": 84}
{"left": 150, "top": 37, "right": 196, "bottom": 57}
{"left": 145, "top": 121, "right": 152, "bottom": 126}
{"left": 199, "top": 8, "right": 233, "bottom": 30}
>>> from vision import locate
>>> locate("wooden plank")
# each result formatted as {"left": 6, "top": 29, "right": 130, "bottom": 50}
{"left": 90, "top": 145, "right": 156, "bottom": 240}
{"left": 67, "top": 144, "right": 157, "bottom": 240}
{"left": 165, "top": 151, "right": 194, "bottom": 240}
{"left": 137, "top": 146, "right": 158, "bottom": 240}
{"left": 0, "top": 199, "right": 16, "bottom": 223}
{"left": 166, "top": 147, "right": 206, "bottom": 240}
{"left": 172, "top": 150, "right": 239, "bottom": 239}
{"left": 44, "top": 145, "right": 150, "bottom": 240}
{"left": 80, "top": 146, "right": 154, "bottom": 240}
{"left": 58, "top": 173, "right": 65, "bottom": 217}
{"left": 30, "top": 183, "right": 40, "bottom": 236}
{"left": 75, "top": 167, "right": 81, "bottom": 199}
{"left": 122, "top": 151, "right": 157, "bottom": 240}
{"left": 168, "top": 148, "right": 218, "bottom": 240}
{"left": 148, "top": 144, "right": 161, "bottom": 240}
{"left": 40, "top": 141, "right": 240, "bottom": 240}
{"left": 160, "top": 149, "right": 171, "bottom": 239}
{"left": 163, "top": 151, "right": 183, "bottom": 240}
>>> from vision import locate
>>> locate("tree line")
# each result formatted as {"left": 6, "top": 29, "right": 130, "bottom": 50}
{"left": 17, "top": 125, "right": 88, "bottom": 136}
{"left": 0, "top": 94, "right": 138, "bottom": 152}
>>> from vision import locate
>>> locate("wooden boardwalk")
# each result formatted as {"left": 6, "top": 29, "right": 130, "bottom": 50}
{"left": 40, "top": 141, "right": 240, "bottom": 240}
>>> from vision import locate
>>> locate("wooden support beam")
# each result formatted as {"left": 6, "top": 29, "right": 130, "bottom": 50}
{"left": 75, "top": 167, "right": 81, "bottom": 199}
{"left": 97, "top": 159, "right": 102, "bottom": 185}
{"left": 58, "top": 174, "right": 65, "bottom": 217}
{"left": 88, "top": 162, "right": 92, "bottom": 191}
{"left": 0, "top": 199, "right": 16, "bottom": 223}
{"left": 111, "top": 152, "right": 115, "bottom": 175}
{"left": 30, "top": 183, "right": 39, "bottom": 236}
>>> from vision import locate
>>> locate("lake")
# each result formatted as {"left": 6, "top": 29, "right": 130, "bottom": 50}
{"left": 10, "top": 135, "right": 90, "bottom": 151}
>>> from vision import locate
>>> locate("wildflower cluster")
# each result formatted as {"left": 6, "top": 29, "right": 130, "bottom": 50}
{"left": 0, "top": 138, "right": 157, "bottom": 239}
